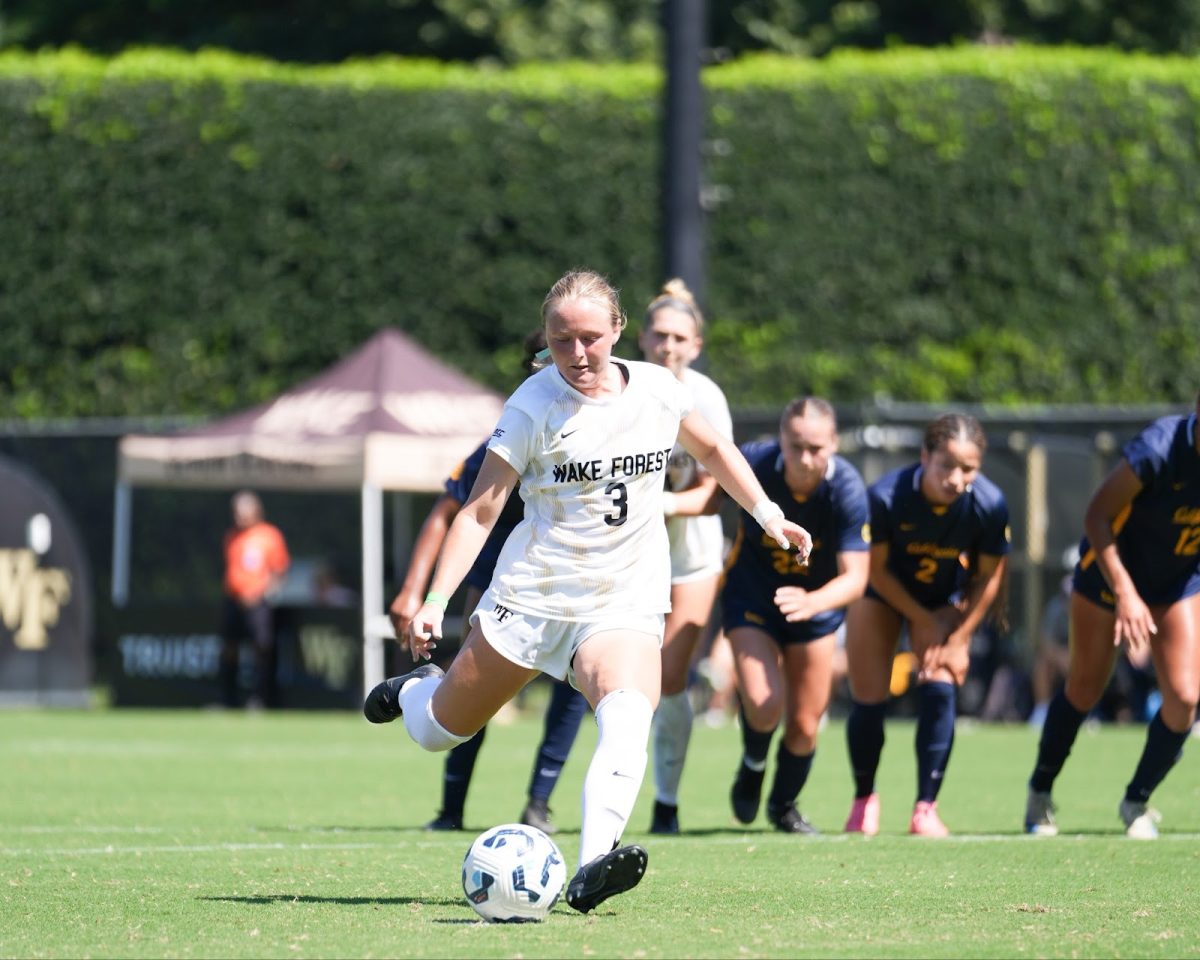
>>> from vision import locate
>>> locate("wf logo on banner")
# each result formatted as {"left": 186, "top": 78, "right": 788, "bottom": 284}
{"left": 0, "top": 548, "right": 72, "bottom": 651}
{"left": 0, "top": 453, "right": 92, "bottom": 705}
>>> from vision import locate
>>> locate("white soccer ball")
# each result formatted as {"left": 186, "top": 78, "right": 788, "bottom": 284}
{"left": 461, "top": 823, "right": 567, "bottom": 922}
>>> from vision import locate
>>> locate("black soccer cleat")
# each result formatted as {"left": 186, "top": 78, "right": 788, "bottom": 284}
{"left": 565, "top": 844, "right": 648, "bottom": 914}
{"left": 362, "top": 663, "right": 444, "bottom": 724}
{"left": 649, "top": 800, "right": 680, "bottom": 835}
{"left": 424, "top": 810, "right": 464, "bottom": 831}
{"left": 768, "top": 802, "right": 819, "bottom": 835}
{"left": 520, "top": 796, "right": 556, "bottom": 835}
{"left": 730, "top": 761, "right": 765, "bottom": 825}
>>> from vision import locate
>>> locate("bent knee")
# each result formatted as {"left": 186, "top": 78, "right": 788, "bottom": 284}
{"left": 1159, "top": 693, "right": 1199, "bottom": 731}
{"left": 743, "top": 695, "right": 784, "bottom": 731}
{"left": 1063, "top": 675, "right": 1108, "bottom": 712}
{"left": 785, "top": 716, "right": 822, "bottom": 749}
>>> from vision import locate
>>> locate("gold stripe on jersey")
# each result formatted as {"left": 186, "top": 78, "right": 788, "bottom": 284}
{"left": 1079, "top": 502, "right": 1133, "bottom": 571}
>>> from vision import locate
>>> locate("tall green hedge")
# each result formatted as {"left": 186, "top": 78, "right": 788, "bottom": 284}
{"left": 703, "top": 49, "right": 1200, "bottom": 405}
{"left": 1, "top": 46, "right": 1198, "bottom": 417}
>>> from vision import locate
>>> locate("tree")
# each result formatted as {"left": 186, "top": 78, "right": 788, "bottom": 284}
{"left": 5, "top": 0, "right": 1200, "bottom": 63}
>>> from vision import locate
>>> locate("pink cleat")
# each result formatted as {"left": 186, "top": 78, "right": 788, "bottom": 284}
{"left": 909, "top": 800, "right": 950, "bottom": 837}
{"left": 844, "top": 793, "right": 881, "bottom": 836}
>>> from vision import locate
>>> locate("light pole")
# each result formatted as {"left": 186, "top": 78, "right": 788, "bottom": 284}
{"left": 662, "top": 0, "right": 706, "bottom": 300}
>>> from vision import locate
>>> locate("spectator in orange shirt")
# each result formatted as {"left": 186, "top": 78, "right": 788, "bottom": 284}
{"left": 220, "top": 490, "right": 290, "bottom": 708}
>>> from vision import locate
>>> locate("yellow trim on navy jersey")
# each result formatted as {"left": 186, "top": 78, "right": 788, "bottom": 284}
{"left": 1079, "top": 502, "right": 1133, "bottom": 570}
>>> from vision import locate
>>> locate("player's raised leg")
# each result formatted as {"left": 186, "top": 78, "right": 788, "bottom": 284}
{"left": 365, "top": 626, "right": 538, "bottom": 750}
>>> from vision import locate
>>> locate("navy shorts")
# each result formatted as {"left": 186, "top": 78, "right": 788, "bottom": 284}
{"left": 721, "top": 591, "right": 844, "bottom": 645}
{"left": 1073, "top": 563, "right": 1200, "bottom": 611}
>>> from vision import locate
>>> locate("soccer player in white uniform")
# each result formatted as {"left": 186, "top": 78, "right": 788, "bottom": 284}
{"left": 364, "top": 269, "right": 812, "bottom": 914}
{"left": 638, "top": 279, "right": 734, "bottom": 835}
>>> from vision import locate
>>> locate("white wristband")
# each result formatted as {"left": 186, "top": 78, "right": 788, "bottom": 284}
{"left": 751, "top": 499, "right": 785, "bottom": 530}
{"left": 662, "top": 491, "right": 679, "bottom": 517}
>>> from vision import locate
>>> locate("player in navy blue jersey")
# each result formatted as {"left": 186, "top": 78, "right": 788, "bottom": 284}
{"left": 388, "top": 330, "right": 589, "bottom": 835}
{"left": 1024, "top": 396, "right": 1200, "bottom": 839}
{"left": 843, "top": 414, "right": 1010, "bottom": 836}
{"left": 722, "top": 397, "right": 870, "bottom": 832}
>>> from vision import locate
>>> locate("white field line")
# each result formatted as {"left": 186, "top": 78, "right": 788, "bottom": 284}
{"left": 1, "top": 840, "right": 425, "bottom": 857}
{"left": 2, "top": 825, "right": 168, "bottom": 834}
{"left": 4, "top": 832, "right": 1200, "bottom": 858}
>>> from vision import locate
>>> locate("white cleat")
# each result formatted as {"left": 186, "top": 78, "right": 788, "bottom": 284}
{"left": 1119, "top": 799, "right": 1161, "bottom": 840}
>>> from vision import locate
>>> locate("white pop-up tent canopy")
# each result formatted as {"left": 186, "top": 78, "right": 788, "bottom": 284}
{"left": 111, "top": 327, "right": 504, "bottom": 694}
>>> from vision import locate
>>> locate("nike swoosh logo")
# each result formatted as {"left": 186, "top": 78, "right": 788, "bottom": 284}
{"left": 561, "top": 430, "right": 579, "bottom": 439}
{"left": 611, "top": 770, "right": 636, "bottom": 780}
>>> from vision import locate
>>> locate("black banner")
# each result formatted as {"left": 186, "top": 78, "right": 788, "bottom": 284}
{"left": 109, "top": 604, "right": 363, "bottom": 709}
{"left": 0, "top": 455, "right": 92, "bottom": 706}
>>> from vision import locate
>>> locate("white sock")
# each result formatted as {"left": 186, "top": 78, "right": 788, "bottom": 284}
{"left": 399, "top": 677, "right": 471, "bottom": 752}
{"left": 652, "top": 691, "right": 693, "bottom": 806}
{"left": 578, "top": 688, "right": 654, "bottom": 867}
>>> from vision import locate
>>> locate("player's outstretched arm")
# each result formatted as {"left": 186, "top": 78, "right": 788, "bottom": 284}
{"left": 405, "top": 452, "right": 520, "bottom": 661}
{"left": 678, "top": 410, "right": 811, "bottom": 560}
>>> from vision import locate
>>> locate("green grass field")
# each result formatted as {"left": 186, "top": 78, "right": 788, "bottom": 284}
{"left": 3, "top": 704, "right": 1198, "bottom": 959}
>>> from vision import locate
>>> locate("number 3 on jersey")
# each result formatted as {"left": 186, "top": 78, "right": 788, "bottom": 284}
{"left": 604, "top": 481, "right": 628, "bottom": 526}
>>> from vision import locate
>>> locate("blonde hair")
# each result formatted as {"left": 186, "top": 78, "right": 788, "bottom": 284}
{"left": 643, "top": 277, "right": 705, "bottom": 335}
{"left": 541, "top": 269, "right": 627, "bottom": 332}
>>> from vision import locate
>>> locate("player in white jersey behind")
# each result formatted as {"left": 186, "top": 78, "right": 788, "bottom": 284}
{"left": 637, "top": 278, "right": 733, "bottom": 835}
{"left": 363, "top": 269, "right": 812, "bottom": 914}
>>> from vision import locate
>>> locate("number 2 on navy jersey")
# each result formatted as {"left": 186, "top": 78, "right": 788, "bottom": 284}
{"left": 604, "top": 481, "right": 628, "bottom": 526}
{"left": 915, "top": 557, "right": 938, "bottom": 584}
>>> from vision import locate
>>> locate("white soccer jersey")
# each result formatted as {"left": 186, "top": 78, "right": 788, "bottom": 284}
{"left": 666, "top": 368, "right": 733, "bottom": 582}
{"left": 486, "top": 359, "right": 692, "bottom": 621}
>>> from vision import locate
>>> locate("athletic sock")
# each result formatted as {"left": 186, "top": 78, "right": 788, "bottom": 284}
{"left": 652, "top": 691, "right": 694, "bottom": 805}
{"left": 767, "top": 743, "right": 815, "bottom": 809}
{"left": 846, "top": 699, "right": 887, "bottom": 798}
{"left": 578, "top": 689, "right": 654, "bottom": 866}
{"left": 1124, "top": 710, "right": 1190, "bottom": 804}
{"left": 527, "top": 681, "right": 588, "bottom": 801}
{"left": 915, "top": 681, "right": 956, "bottom": 803}
{"left": 1029, "top": 689, "right": 1088, "bottom": 793}
{"left": 400, "top": 676, "right": 472, "bottom": 752}
{"left": 739, "top": 702, "right": 775, "bottom": 770}
{"left": 441, "top": 729, "right": 486, "bottom": 817}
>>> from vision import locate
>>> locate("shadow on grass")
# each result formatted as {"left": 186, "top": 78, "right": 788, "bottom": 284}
{"left": 638, "top": 826, "right": 780, "bottom": 837}
{"left": 201, "top": 894, "right": 462, "bottom": 907}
